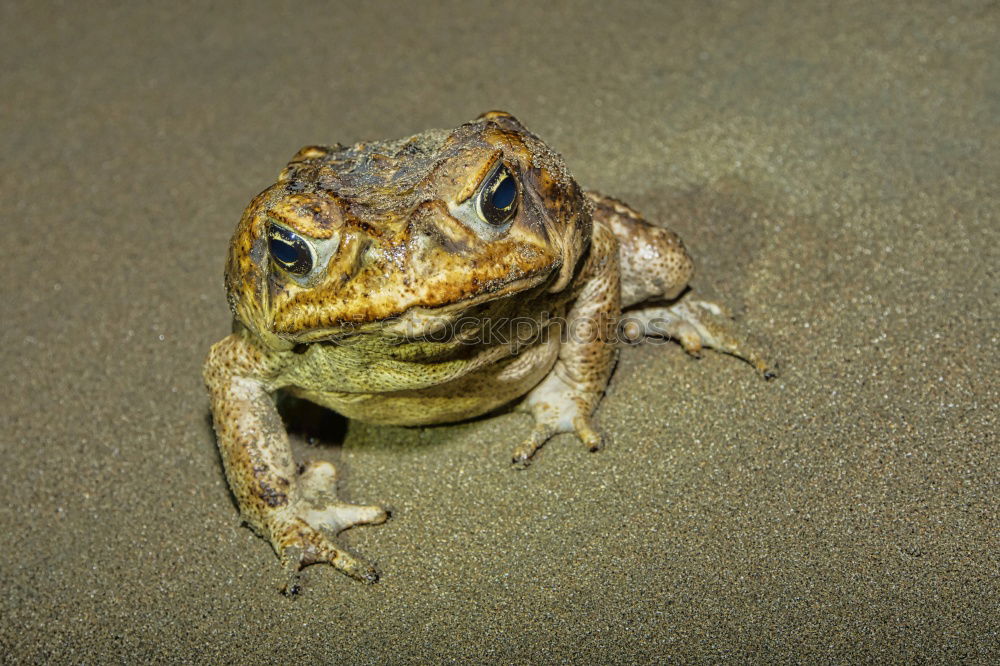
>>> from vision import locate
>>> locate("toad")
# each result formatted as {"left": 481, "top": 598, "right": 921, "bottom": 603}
{"left": 203, "top": 111, "right": 773, "bottom": 587}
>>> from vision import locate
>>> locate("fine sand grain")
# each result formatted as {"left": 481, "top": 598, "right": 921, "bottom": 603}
{"left": 1, "top": 1, "right": 997, "bottom": 662}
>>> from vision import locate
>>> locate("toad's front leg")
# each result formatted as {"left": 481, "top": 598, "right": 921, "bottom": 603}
{"left": 512, "top": 219, "right": 622, "bottom": 466}
{"left": 203, "top": 333, "right": 387, "bottom": 589}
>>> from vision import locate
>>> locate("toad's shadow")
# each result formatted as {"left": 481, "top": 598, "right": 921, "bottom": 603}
{"left": 276, "top": 393, "right": 348, "bottom": 448}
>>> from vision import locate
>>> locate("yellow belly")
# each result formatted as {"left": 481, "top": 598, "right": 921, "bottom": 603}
{"left": 288, "top": 335, "right": 560, "bottom": 426}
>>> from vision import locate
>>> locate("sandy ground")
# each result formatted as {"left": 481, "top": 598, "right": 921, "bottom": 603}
{"left": 2, "top": 1, "right": 997, "bottom": 662}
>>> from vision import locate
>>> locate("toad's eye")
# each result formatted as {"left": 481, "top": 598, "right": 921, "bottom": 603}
{"left": 267, "top": 224, "right": 313, "bottom": 276}
{"left": 475, "top": 163, "right": 518, "bottom": 225}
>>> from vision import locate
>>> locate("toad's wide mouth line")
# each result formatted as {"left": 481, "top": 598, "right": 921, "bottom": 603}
{"left": 284, "top": 312, "right": 682, "bottom": 350}
{"left": 273, "top": 268, "right": 559, "bottom": 343}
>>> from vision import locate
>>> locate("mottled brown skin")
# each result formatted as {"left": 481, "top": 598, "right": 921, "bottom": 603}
{"left": 204, "top": 111, "right": 773, "bottom": 588}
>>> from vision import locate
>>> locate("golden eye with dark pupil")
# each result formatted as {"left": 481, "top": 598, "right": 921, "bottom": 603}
{"left": 267, "top": 224, "right": 313, "bottom": 275}
{"left": 476, "top": 164, "right": 518, "bottom": 225}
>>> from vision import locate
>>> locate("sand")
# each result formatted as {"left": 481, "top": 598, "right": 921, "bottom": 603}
{"left": 1, "top": 0, "right": 997, "bottom": 662}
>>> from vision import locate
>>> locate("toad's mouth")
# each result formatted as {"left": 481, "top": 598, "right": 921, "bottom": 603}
{"left": 272, "top": 267, "right": 558, "bottom": 344}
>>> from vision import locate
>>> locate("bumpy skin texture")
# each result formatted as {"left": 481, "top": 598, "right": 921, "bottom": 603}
{"left": 204, "top": 111, "right": 773, "bottom": 588}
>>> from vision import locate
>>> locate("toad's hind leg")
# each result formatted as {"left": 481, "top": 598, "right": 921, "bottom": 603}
{"left": 588, "top": 192, "right": 695, "bottom": 308}
{"left": 621, "top": 300, "right": 774, "bottom": 377}
{"left": 587, "top": 191, "right": 775, "bottom": 377}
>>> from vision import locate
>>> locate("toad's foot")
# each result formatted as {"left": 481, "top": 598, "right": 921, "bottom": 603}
{"left": 623, "top": 296, "right": 776, "bottom": 378}
{"left": 512, "top": 370, "right": 604, "bottom": 468}
{"left": 270, "top": 460, "right": 388, "bottom": 592}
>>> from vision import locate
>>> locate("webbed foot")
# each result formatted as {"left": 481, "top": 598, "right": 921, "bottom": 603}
{"left": 512, "top": 371, "right": 604, "bottom": 468}
{"left": 624, "top": 296, "right": 776, "bottom": 378}
{"left": 269, "top": 461, "right": 388, "bottom": 592}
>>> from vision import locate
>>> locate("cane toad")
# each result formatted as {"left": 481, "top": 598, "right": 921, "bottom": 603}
{"left": 203, "top": 111, "right": 773, "bottom": 588}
